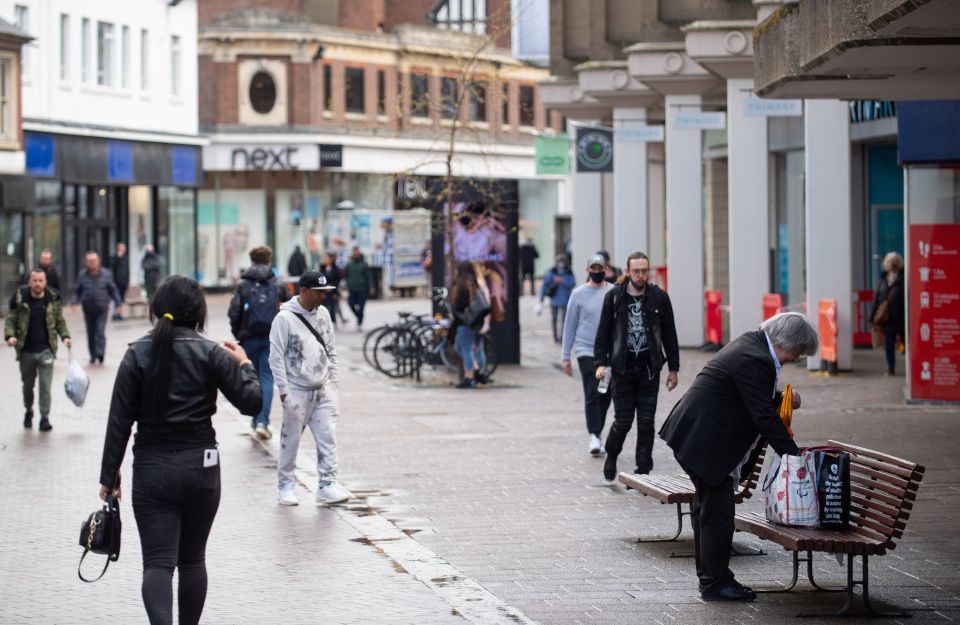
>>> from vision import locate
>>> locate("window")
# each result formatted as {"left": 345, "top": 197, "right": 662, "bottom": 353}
{"left": 377, "top": 70, "right": 386, "bottom": 116}
{"left": 59, "top": 14, "right": 70, "bottom": 81}
{"left": 82, "top": 19, "right": 90, "bottom": 83}
{"left": 170, "top": 35, "right": 181, "bottom": 97}
{"left": 345, "top": 67, "right": 365, "bottom": 114}
{"left": 429, "top": 0, "right": 487, "bottom": 35}
{"left": 469, "top": 82, "right": 486, "bottom": 122}
{"left": 14, "top": 5, "right": 28, "bottom": 76}
{"left": 440, "top": 77, "right": 458, "bottom": 120}
{"left": 501, "top": 83, "right": 510, "bottom": 127}
{"left": 0, "top": 58, "right": 10, "bottom": 139}
{"left": 97, "top": 21, "right": 114, "bottom": 86}
{"left": 410, "top": 73, "right": 429, "bottom": 118}
{"left": 322, "top": 64, "right": 332, "bottom": 112}
{"left": 249, "top": 71, "right": 277, "bottom": 114}
{"left": 519, "top": 85, "right": 535, "bottom": 126}
{"left": 121, "top": 26, "right": 129, "bottom": 88}
{"left": 140, "top": 29, "right": 149, "bottom": 90}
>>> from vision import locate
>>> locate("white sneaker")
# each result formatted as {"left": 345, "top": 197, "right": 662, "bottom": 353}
{"left": 315, "top": 482, "right": 353, "bottom": 505}
{"left": 255, "top": 424, "right": 272, "bottom": 440}
{"left": 277, "top": 488, "right": 299, "bottom": 506}
{"left": 589, "top": 434, "right": 603, "bottom": 455}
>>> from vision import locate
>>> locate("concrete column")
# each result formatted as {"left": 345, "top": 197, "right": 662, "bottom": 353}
{"left": 569, "top": 154, "right": 604, "bottom": 274}
{"left": 613, "top": 107, "right": 648, "bottom": 264}
{"left": 727, "top": 78, "right": 769, "bottom": 337}
{"left": 805, "top": 99, "right": 853, "bottom": 370}
{"left": 665, "top": 94, "right": 705, "bottom": 347}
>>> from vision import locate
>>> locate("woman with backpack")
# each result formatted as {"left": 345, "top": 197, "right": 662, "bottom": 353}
{"left": 450, "top": 261, "right": 491, "bottom": 388}
{"left": 98, "top": 276, "right": 262, "bottom": 625}
{"left": 539, "top": 254, "right": 576, "bottom": 344}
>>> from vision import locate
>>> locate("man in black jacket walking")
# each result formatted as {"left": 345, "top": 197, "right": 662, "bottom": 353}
{"left": 72, "top": 252, "right": 121, "bottom": 364}
{"left": 658, "top": 312, "right": 817, "bottom": 602}
{"left": 109, "top": 242, "right": 130, "bottom": 320}
{"left": 594, "top": 252, "right": 679, "bottom": 481}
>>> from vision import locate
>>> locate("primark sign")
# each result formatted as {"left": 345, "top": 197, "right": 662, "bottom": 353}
{"left": 744, "top": 98, "right": 803, "bottom": 117}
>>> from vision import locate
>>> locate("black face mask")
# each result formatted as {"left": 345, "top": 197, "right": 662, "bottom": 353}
{"left": 588, "top": 271, "right": 605, "bottom": 283}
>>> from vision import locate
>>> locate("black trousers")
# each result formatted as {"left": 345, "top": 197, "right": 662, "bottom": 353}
{"left": 521, "top": 271, "right": 535, "bottom": 296}
{"left": 133, "top": 448, "right": 221, "bottom": 625}
{"left": 348, "top": 290, "right": 368, "bottom": 325}
{"left": 603, "top": 368, "right": 660, "bottom": 473}
{"left": 686, "top": 469, "right": 736, "bottom": 593}
{"left": 577, "top": 356, "right": 612, "bottom": 436}
{"left": 83, "top": 307, "right": 108, "bottom": 360}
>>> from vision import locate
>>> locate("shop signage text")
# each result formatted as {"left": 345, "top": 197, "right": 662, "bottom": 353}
{"left": 910, "top": 224, "right": 960, "bottom": 402}
{"left": 673, "top": 111, "right": 727, "bottom": 130}
{"left": 576, "top": 127, "right": 614, "bottom": 173}
{"left": 744, "top": 98, "right": 803, "bottom": 117}
{"left": 230, "top": 146, "right": 302, "bottom": 171}
{"left": 616, "top": 125, "right": 664, "bottom": 143}
{"left": 319, "top": 144, "right": 343, "bottom": 168}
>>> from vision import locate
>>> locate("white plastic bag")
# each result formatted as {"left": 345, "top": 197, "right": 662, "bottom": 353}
{"left": 64, "top": 349, "right": 90, "bottom": 407}
{"left": 762, "top": 450, "right": 819, "bottom": 527}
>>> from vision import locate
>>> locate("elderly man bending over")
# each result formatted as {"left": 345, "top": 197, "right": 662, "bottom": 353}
{"left": 659, "top": 312, "right": 819, "bottom": 602}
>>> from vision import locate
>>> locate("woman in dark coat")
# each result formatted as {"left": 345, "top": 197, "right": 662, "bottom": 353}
{"left": 870, "top": 252, "right": 905, "bottom": 376}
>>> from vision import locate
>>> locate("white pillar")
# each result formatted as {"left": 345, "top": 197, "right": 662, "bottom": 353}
{"left": 613, "top": 107, "right": 649, "bottom": 264}
{"left": 570, "top": 161, "right": 604, "bottom": 274}
{"left": 805, "top": 99, "right": 853, "bottom": 370}
{"left": 665, "top": 94, "right": 705, "bottom": 347}
{"left": 727, "top": 78, "right": 769, "bottom": 337}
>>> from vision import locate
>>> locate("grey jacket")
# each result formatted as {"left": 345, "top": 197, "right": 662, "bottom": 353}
{"left": 72, "top": 268, "right": 121, "bottom": 312}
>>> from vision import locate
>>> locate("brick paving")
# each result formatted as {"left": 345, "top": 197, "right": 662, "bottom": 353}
{"left": 2, "top": 292, "right": 958, "bottom": 625}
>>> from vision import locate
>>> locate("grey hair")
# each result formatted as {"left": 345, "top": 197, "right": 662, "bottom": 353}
{"left": 882, "top": 252, "right": 903, "bottom": 274}
{"left": 760, "top": 311, "right": 819, "bottom": 357}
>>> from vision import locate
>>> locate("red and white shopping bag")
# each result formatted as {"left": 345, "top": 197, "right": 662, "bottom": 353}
{"left": 761, "top": 450, "right": 819, "bottom": 527}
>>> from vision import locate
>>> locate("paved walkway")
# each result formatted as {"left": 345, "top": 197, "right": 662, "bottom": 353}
{"left": 1, "top": 292, "right": 958, "bottom": 625}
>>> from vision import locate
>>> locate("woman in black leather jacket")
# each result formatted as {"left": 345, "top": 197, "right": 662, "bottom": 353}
{"left": 98, "top": 276, "right": 262, "bottom": 625}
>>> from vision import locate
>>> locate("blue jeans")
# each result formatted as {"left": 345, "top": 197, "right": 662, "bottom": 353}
{"left": 455, "top": 326, "right": 487, "bottom": 374}
{"left": 348, "top": 290, "right": 367, "bottom": 326}
{"left": 242, "top": 336, "right": 273, "bottom": 426}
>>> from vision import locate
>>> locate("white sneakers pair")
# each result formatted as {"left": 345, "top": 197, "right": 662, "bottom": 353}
{"left": 254, "top": 424, "right": 272, "bottom": 440}
{"left": 277, "top": 482, "right": 353, "bottom": 506}
{"left": 589, "top": 434, "right": 605, "bottom": 456}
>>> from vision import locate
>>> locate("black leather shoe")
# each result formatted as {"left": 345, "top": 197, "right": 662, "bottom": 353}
{"left": 24, "top": 411, "right": 33, "bottom": 428}
{"left": 38, "top": 418, "right": 52, "bottom": 432}
{"left": 603, "top": 455, "right": 617, "bottom": 482}
{"left": 701, "top": 582, "right": 757, "bottom": 602}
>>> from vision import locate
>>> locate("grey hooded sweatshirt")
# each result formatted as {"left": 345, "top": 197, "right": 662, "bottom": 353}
{"left": 269, "top": 296, "right": 339, "bottom": 397}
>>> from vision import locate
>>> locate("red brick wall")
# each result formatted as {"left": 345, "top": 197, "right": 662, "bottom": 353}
{"left": 290, "top": 62, "right": 312, "bottom": 125}
{"left": 199, "top": 55, "right": 239, "bottom": 125}
{"left": 339, "top": 0, "right": 386, "bottom": 31}
{"left": 487, "top": 0, "right": 511, "bottom": 49}
{"left": 382, "top": 0, "right": 433, "bottom": 30}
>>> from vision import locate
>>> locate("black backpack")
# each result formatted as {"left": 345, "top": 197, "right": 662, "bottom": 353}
{"left": 243, "top": 279, "right": 280, "bottom": 335}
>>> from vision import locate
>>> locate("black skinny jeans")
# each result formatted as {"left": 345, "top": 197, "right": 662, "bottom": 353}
{"left": 133, "top": 448, "right": 221, "bottom": 625}
{"left": 603, "top": 367, "right": 660, "bottom": 473}
{"left": 577, "top": 356, "right": 612, "bottom": 436}
{"left": 83, "top": 307, "right": 108, "bottom": 360}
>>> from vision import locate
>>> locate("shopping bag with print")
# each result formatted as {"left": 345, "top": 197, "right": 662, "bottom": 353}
{"left": 809, "top": 446, "right": 851, "bottom": 530}
{"left": 762, "top": 450, "right": 819, "bottom": 527}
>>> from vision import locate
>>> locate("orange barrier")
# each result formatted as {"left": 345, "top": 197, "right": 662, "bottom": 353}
{"left": 705, "top": 290, "right": 723, "bottom": 344}
{"left": 854, "top": 290, "right": 874, "bottom": 348}
{"left": 762, "top": 293, "right": 783, "bottom": 320}
{"left": 818, "top": 298, "right": 838, "bottom": 373}
{"left": 652, "top": 265, "right": 668, "bottom": 292}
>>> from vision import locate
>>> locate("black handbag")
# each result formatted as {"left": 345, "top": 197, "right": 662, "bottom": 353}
{"left": 78, "top": 493, "right": 122, "bottom": 582}
{"left": 455, "top": 290, "right": 491, "bottom": 329}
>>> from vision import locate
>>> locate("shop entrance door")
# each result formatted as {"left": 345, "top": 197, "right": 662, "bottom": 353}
{"left": 62, "top": 185, "right": 124, "bottom": 293}
{"left": 871, "top": 204, "right": 904, "bottom": 279}
{"left": 0, "top": 212, "right": 25, "bottom": 302}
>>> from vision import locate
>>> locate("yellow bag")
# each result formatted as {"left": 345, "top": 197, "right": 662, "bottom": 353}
{"left": 779, "top": 383, "right": 794, "bottom": 438}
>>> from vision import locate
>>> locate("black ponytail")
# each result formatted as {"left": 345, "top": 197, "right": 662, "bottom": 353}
{"left": 143, "top": 275, "right": 207, "bottom": 419}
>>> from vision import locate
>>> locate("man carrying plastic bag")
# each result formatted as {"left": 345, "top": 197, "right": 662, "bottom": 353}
{"left": 5, "top": 268, "right": 73, "bottom": 430}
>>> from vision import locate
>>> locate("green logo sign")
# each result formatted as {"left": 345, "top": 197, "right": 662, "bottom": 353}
{"left": 575, "top": 127, "right": 613, "bottom": 172}
{"left": 535, "top": 134, "right": 570, "bottom": 175}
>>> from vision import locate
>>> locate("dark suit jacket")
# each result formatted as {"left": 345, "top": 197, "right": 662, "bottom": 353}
{"left": 659, "top": 330, "right": 800, "bottom": 487}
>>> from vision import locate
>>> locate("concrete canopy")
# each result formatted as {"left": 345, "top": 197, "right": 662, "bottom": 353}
{"left": 754, "top": 0, "right": 960, "bottom": 99}
{"left": 682, "top": 21, "right": 757, "bottom": 80}
{"left": 538, "top": 77, "right": 612, "bottom": 121}
{"left": 625, "top": 41, "right": 721, "bottom": 96}
{"left": 573, "top": 61, "right": 662, "bottom": 109}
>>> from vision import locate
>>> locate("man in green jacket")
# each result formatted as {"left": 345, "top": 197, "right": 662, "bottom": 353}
{"left": 343, "top": 247, "right": 374, "bottom": 330}
{"left": 5, "top": 268, "right": 72, "bottom": 430}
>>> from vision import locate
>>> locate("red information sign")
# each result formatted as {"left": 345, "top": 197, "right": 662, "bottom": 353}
{"left": 705, "top": 290, "right": 722, "bottom": 344}
{"left": 763, "top": 293, "right": 783, "bottom": 321}
{"left": 910, "top": 224, "right": 960, "bottom": 402}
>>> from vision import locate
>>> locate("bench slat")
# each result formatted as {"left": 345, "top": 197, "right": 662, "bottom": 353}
{"left": 849, "top": 468, "right": 911, "bottom": 497}
{"left": 850, "top": 482, "right": 910, "bottom": 510}
{"left": 827, "top": 439, "right": 922, "bottom": 472}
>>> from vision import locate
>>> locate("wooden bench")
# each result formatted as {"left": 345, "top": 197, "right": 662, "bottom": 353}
{"left": 618, "top": 446, "right": 766, "bottom": 546}
{"left": 734, "top": 440, "right": 925, "bottom": 617}
{"left": 124, "top": 284, "right": 149, "bottom": 318}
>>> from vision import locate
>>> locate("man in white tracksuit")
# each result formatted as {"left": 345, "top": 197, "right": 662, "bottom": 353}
{"left": 269, "top": 271, "right": 352, "bottom": 506}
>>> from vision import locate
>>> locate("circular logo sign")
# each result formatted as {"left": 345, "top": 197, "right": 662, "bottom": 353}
{"left": 576, "top": 131, "right": 613, "bottom": 171}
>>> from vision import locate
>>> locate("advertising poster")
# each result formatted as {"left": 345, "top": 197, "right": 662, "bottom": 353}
{"left": 909, "top": 224, "right": 960, "bottom": 402}
{"left": 429, "top": 178, "right": 520, "bottom": 364}
{"left": 392, "top": 209, "right": 431, "bottom": 289}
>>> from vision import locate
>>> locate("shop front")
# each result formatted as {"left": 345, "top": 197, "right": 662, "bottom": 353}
{"left": 24, "top": 132, "right": 201, "bottom": 295}
{"left": 0, "top": 176, "right": 33, "bottom": 302}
